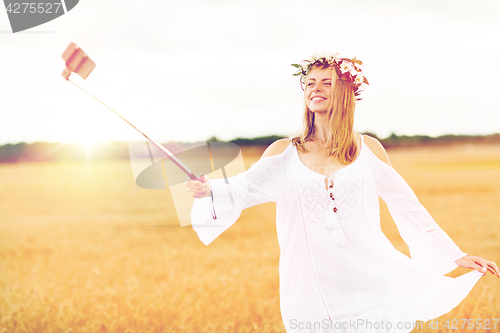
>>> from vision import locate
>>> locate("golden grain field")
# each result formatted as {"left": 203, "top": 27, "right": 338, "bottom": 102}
{"left": 1, "top": 143, "right": 499, "bottom": 333}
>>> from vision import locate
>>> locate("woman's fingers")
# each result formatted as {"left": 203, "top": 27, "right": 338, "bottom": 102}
{"left": 485, "top": 260, "right": 500, "bottom": 277}
{"left": 468, "top": 256, "right": 496, "bottom": 275}
{"left": 477, "top": 257, "right": 489, "bottom": 273}
{"left": 459, "top": 255, "right": 487, "bottom": 273}
{"left": 185, "top": 182, "right": 208, "bottom": 195}
{"left": 186, "top": 186, "right": 210, "bottom": 198}
{"left": 469, "top": 261, "right": 486, "bottom": 273}
{"left": 472, "top": 257, "right": 489, "bottom": 273}
{"left": 185, "top": 174, "right": 212, "bottom": 198}
{"left": 185, "top": 180, "right": 208, "bottom": 191}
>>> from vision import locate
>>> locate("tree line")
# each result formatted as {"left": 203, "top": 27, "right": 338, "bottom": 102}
{"left": 0, "top": 132, "right": 499, "bottom": 163}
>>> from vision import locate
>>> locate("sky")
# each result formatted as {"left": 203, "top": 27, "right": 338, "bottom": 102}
{"left": 0, "top": 0, "right": 499, "bottom": 145}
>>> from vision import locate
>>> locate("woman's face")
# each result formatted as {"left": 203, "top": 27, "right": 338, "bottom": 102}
{"left": 304, "top": 66, "right": 334, "bottom": 114}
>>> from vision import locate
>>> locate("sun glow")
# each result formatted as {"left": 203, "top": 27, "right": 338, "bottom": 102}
{"left": 65, "top": 134, "right": 102, "bottom": 156}
{"left": 56, "top": 111, "right": 120, "bottom": 146}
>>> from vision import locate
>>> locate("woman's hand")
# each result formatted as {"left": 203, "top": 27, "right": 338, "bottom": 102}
{"left": 185, "top": 174, "right": 212, "bottom": 199}
{"left": 455, "top": 255, "right": 500, "bottom": 277}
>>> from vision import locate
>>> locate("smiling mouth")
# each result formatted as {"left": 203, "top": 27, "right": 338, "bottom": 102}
{"left": 311, "top": 96, "right": 326, "bottom": 102}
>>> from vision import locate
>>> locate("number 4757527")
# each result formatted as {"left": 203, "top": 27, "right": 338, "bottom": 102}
{"left": 5, "top": 3, "right": 62, "bottom": 14}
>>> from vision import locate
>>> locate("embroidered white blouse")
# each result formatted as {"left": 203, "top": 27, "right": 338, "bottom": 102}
{"left": 190, "top": 134, "right": 484, "bottom": 333}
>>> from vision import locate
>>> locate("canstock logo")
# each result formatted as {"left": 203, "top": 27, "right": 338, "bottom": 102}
{"left": 128, "top": 141, "right": 247, "bottom": 227}
{"left": 3, "top": 0, "right": 79, "bottom": 33}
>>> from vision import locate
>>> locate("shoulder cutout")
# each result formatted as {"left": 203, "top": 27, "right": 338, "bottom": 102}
{"left": 363, "top": 135, "right": 392, "bottom": 167}
{"left": 261, "top": 138, "right": 292, "bottom": 158}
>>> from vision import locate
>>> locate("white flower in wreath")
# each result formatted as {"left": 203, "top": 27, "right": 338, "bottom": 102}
{"left": 339, "top": 61, "right": 353, "bottom": 74}
{"left": 354, "top": 74, "right": 364, "bottom": 86}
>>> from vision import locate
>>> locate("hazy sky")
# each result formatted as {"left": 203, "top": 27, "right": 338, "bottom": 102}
{"left": 1, "top": 0, "right": 499, "bottom": 145}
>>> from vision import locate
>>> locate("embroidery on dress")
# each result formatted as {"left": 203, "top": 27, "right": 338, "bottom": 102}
{"left": 296, "top": 153, "right": 365, "bottom": 227}
{"left": 297, "top": 171, "right": 330, "bottom": 226}
{"left": 331, "top": 160, "right": 364, "bottom": 222}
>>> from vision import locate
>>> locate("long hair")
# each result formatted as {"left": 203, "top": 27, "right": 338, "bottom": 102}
{"left": 291, "top": 66, "right": 358, "bottom": 164}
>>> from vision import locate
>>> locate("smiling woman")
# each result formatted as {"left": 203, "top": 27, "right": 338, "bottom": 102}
{"left": 185, "top": 52, "right": 498, "bottom": 333}
{"left": 294, "top": 65, "right": 358, "bottom": 169}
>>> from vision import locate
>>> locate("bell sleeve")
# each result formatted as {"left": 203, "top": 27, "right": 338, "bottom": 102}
{"left": 190, "top": 151, "right": 284, "bottom": 246}
{"left": 373, "top": 153, "right": 468, "bottom": 276}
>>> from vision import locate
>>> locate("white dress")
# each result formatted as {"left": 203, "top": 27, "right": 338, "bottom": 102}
{"left": 190, "top": 134, "right": 484, "bottom": 333}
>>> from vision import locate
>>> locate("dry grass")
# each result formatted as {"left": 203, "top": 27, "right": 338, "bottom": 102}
{"left": 0, "top": 143, "right": 499, "bottom": 332}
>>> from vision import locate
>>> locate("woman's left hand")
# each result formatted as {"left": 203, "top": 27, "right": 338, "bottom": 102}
{"left": 455, "top": 255, "right": 500, "bottom": 277}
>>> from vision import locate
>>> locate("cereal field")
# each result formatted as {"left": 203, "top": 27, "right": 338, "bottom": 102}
{"left": 1, "top": 143, "right": 499, "bottom": 332}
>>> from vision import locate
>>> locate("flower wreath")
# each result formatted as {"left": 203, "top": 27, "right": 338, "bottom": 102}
{"left": 291, "top": 52, "right": 369, "bottom": 101}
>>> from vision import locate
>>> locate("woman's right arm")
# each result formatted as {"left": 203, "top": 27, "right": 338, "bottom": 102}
{"left": 185, "top": 139, "right": 291, "bottom": 198}
{"left": 185, "top": 139, "right": 291, "bottom": 245}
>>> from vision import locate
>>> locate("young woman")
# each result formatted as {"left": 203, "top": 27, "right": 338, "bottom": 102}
{"left": 185, "top": 52, "right": 499, "bottom": 332}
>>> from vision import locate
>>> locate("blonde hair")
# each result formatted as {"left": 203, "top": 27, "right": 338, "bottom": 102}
{"left": 291, "top": 66, "right": 358, "bottom": 164}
